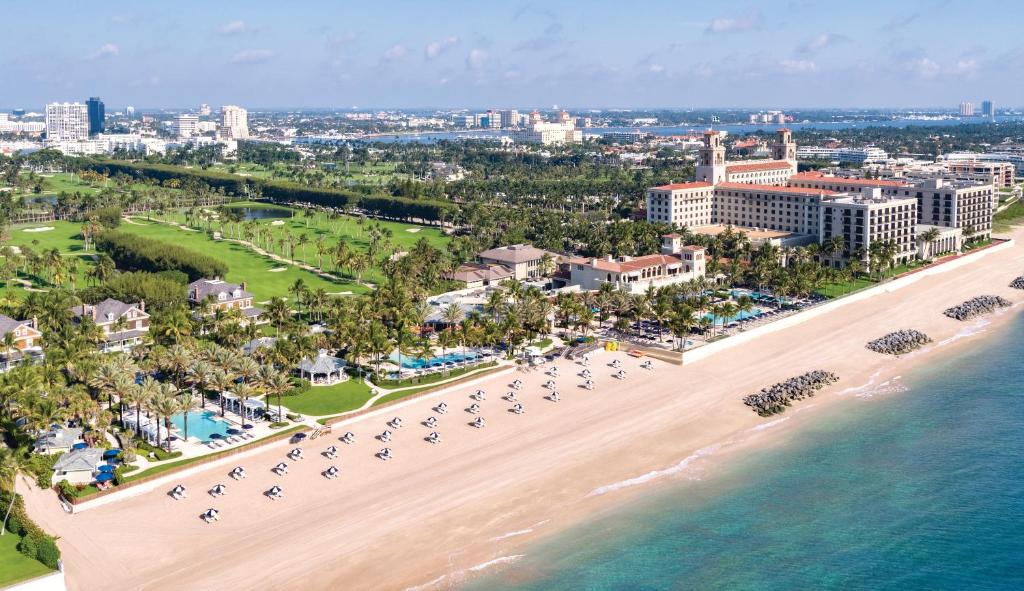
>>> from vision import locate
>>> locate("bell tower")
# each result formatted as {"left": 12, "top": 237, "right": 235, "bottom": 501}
{"left": 696, "top": 131, "right": 726, "bottom": 184}
{"left": 773, "top": 128, "right": 796, "bottom": 163}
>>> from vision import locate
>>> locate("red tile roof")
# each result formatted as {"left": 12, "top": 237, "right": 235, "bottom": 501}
{"left": 725, "top": 161, "right": 795, "bottom": 173}
{"left": 650, "top": 182, "right": 714, "bottom": 191}
{"left": 588, "top": 253, "right": 686, "bottom": 273}
{"left": 788, "top": 172, "right": 909, "bottom": 188}
{"left": 715, "top": 182, "right": 838, "bottom": 196}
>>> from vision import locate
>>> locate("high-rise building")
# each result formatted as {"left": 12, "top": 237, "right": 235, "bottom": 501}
{"left": 499, "top": 109, "right": 519, "bottom": 128}
{"left": 981, "top": 100, "right": 995, "bottom": 118}
{"left": 959, "top": 102, "right": 975, "bottom": 117}
{"left": 86, "top": 97, "right": 105, "bottom": 135}
{"left": 45, "top": 102, "right": 89, "bottom": 141}
{"left": 172, "top": 114, "right": 199, "bottom": 138}
{"left": 125, "top": 106, "right": 135, "bottom": 119}
{"left": 199, "top": 104, "right": 211, "bottom": 117}
{"left": 219, "top": 105, "right": 249, "bottom": 139}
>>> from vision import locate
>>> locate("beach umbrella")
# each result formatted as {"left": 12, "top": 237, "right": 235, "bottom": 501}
{"left": 98, "top": 465, "right": 115, "bottom": 473}
{"left": 95, "top": 472, "right": 114, "bottom": 482}
{"left": 103, "top": 449, "right": 121, "bottom": 459}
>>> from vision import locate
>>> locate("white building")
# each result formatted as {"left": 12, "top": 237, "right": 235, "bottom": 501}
{"left": 220, "top": 105, "right": 249, "bottom": 139}
{"left": 959, "top": 102, "right": 975, "bottom": 117}
{"left": 568, "top": 234, "right": 706, "bottom": 294}
{"left": 512, "top": 120, "right": 582, "bottom": 145}
{"left": 796, "top": 145, "right": 889, "bottom": 163}
{"left": 45, "top": 102, "right": 89, "bottom": 141}
{"left": 173, "top": 114, "right": 199, "bottom": 138}
{"left": 818, "top": 188, "right": 919, "bottom": 268}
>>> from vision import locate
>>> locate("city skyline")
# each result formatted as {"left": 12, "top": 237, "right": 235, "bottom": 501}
{"left": 3, "top": 0, "right": 1022, "bottom": 109}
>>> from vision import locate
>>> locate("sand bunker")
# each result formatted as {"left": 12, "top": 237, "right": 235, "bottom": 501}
{"left": 268, "top": 267, "right": 287, "bottom": 273}
{"left": 23, "top": 226, "right": 55, "bottom": 233}
{"left": 271, "top": 220, "right": 286, "bottom": 226}
{"left": 406, "top": 228, "right": 421, "bottom": 233}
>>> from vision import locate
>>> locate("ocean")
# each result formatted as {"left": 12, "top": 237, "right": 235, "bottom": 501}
{"left": 466, "top": 313, "right": 1024, "bottom": 590}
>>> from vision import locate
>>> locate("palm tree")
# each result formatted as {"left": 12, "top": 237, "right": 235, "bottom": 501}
{"left": 261, "top": 369, "right": 292, "bottom": 421}
{"left": 145, "top": 384, "right": 178, "bottom": 451}
{"left": 175, "top": 391, "right": 199, "bottom": 442}
{"left": 919, "top": 227, "right": 941, "bottom": 261}
{"left": 232, "top": 382, "right": 257, "bottom": 426}
{"left": 209, "top": 369, "right": 235, "bottom": 418}
{"left": 1, "top": 447, "right": 31, "bottom": 536}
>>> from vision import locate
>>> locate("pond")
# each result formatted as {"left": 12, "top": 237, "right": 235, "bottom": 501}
{"left": 232, "top": 207, "right": 294, "bottom": 221}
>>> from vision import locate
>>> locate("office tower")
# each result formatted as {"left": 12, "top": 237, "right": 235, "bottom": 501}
{"left": 86, "top": 97, "right": 105, "bottom": 135}
{"left": 981, "top": 100, "right": 995, "bottom": 118}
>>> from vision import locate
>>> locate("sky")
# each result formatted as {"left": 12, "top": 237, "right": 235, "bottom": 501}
{"left": 2, "top": 0, "right": 1021, "bottom": 110}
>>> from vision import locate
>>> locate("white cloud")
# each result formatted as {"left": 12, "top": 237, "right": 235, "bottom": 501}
{"left": 949, "top": 58, "right": 978, "bottom": 75}
{"left": 797, "top": 33, "right": 849, "bottom": 55}
{"left": 908, "top": 57, "right": 940, "bottom": 78}
{"left": 466, "top": 48, "right": 489, "bottom": 70}
{"left": 503, "top": 69, "right": 521, "bottom": 80}
{"left": 648, "top": 64, "right": 665, "bottom": 74}
{"left": 218, "top": 20, "right": 247, "bottom": 35}
{"left": 87, "top": 43, "right": 120, "bottom": 60}
{"left": 381, "top": 44, "right": 408, "bottom": 61}
{"left": 779, "top": 59, "right": 818, "bottom": 73}
{"left": 706, "top": 11, "right": 761, "bottom": 34}
{"left": 425, "top": 37, "right": 459, "bottom": 59}
{"left": 230, "top": 49, "right": 275, "bottom": 65}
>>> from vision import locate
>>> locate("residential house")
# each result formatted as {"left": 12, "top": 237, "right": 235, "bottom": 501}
{"left": 70, "top": 298, "right": 150, "bottom": 352}
{"left": 189, "top": 278, "right": 264, "bottom": 324}
{"left": 477, "top": 244, "right": 554, "bottom": 280}
{"left": 52, "top": 447, "right": 103, "bottom": 485}
{"left": 0, "top": 314, "right": 43, "bottom": 372}
{"left": 448, "top": 262, "right": 514, "bottom": 288}
{"left": 569, "top": 235, "right": 706, "bottom": 294}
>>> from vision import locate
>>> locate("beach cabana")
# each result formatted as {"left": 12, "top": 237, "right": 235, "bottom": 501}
{"left": 297, "top": 350, "right": 348, "bottom": 385}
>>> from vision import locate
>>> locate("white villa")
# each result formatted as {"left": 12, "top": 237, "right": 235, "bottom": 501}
{"left": 569, "top": 234, "right": 706, "bottom": 293}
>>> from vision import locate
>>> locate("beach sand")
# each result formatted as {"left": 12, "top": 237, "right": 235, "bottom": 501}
{"left": 22, "top": 234, "right": 1024, "bottom": 591}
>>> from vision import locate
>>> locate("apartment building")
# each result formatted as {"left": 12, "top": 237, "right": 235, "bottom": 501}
{"left": 894, "top": 178, "right": 995, "bottom": 241}
{"left": 788, "top": 172, "right": 908, "bottom": 194}
{"left": 819, "top": 189, "right": 918, "bottom": 268}
{"left": 45, "top": 102, "right": 89, "bottom": 141}
{"left": 943, "top": 161, "right": 1015, "bottom": 189}
{"left": 220, "top": 105, "right": 249, "bottom": 139}
{"left": 712, "top": 182, "right": 833, "bottom": 235}
{"left": 173, "top": 114, "right": 199, "bottom": 138}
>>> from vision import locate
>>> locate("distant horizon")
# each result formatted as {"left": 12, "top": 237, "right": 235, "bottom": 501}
{"left": 3, "top": 0, "right": 1020, "bottom": 108}
{"left": 2, "top": 105, "right": 1017, "bottom": 114}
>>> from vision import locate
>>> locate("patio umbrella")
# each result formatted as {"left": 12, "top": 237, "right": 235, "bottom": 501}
{"left": 95, "top": 472, "right": 114, "bottom": 483}
{"left": 226, "top": 428, "right": 242, "bottom": 436}
{"left": 72, "top": 442, "right": 88, "bottom": 450}
{"left": 103, "top": 449, "right": 121, "bottom": 459}
{"left": 98, "top": 465, "right": 115, "bottom": 473}
{"left": 209, "top": 433, "right": 222, "bottom": 439}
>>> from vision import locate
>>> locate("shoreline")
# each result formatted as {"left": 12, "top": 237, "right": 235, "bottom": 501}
{"left": 21, "top": 230, "right": 1024, "bottom": 591}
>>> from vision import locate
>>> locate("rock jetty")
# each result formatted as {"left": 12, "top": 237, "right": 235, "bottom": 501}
{"left": 743, "top": 370, "right": 839, "bottom": 417}
{"left": 942, "top": 295, "right": 1011, "bottom": 321}
{"left": 1009, "top": 277, "right": 1024, "bottom": 290}
{"left": 866, "top": 330, "right": 932, "bottom": 355}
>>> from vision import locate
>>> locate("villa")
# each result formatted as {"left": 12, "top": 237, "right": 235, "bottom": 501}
{"left": 448, "top": 262, "right": 514, "bottom": 288}
{"left": 0, "top": 314, "right": 44, "bottom": 372}
{"left": 569, "top": 234, "right": 706, "bottom": 293}
{"left": 70, "top": 298, "right": 150, "bottom": 353}
{"left": 34, "top": 426, "right": 83, "bottom": 454}
{"left": 477, "top": 244, "right": 555, "bottom": 280}
{"left": 189, "top": 278, "right": 265, "bottom": 324}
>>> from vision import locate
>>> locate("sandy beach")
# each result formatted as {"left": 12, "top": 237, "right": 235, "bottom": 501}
{"left": 22, "top": 234, "right": 1024, "bottom": 591}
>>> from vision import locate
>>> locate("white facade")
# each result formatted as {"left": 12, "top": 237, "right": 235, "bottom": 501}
{"left": 173, "top": 114, "right": 199, "bottom": 138}
{"left": 45, "top": 102, "right": 89, "bottom": 141}
{"left": 796, "top": 146, "right": 889, "bottom": 163}
{"left": 220, "top": 105, "right": 249, "bottom": 139}
{"left": 511, "top": 121, "right": 582, "bottom": 145}
{"left": 569, "top": 236, "right": 706, "bottom": 294}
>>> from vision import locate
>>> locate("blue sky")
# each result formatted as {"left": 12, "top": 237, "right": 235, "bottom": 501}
{"left": 2, "top": 0, "right": 1019, "bottom": 110}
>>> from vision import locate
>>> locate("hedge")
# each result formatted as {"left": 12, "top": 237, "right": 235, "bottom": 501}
{"left": 82, "top": 159, "right": 456, "bottom": 222}
{"left": 1, "top": 491, "right": 61, "bottom": 570}
{"left": 96, "top": 229, "right": 228, "bottom": 281}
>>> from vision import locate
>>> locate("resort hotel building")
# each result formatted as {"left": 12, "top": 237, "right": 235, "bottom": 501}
{"left": 568, "top": 234, "right": 706, "bottom": 294}
{"left": 646, "top": 130, "right": 996, "bottom": 267}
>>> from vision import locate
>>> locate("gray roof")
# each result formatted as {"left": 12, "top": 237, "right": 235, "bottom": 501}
{"left": 189, "top": 279, "right": 253, "bottom": 302}
{"left": 53, "top": 448, "right": 103, "bottom": 473}
{"left": 478, "top": 244, "right": 549, "bottom": 264}
{"left": 298, "top": 351, "right": 346, "bottom": 374}
{"left": 0, "top": 314, "right": 33, "bottom": 336}
{"left": 70, "top": 298, "right": 144, "bottom": 324}
{"left": 242, "top": 336, "right": 277, "bottom": 354}
{"left": 450, "top": 263, "right": 513, "bottom": 284}
{"left": 36, "top": 426, "right": 83, "bottom": 449}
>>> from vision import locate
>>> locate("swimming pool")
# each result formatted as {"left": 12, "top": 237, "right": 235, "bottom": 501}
{"left": 171, "top": 410, "right": 232, "bottom": 441}
{"left": 389, "top": 351, "right": 480, "bottom": 369}
{"left": 703, "top": 307, "right": 763, "bottom": 326}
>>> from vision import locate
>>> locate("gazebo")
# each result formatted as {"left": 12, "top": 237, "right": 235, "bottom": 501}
{"left": 218, "top": 392, "right": 266, "bottom": 421}
{"left": 298, "top": 350, "right": 348, "bottom": 385}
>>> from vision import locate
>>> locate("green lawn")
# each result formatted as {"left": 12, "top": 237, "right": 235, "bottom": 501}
{"left": 1, "top": 221, "right": 96, "bottom": 298}
{"left": 117, "top": 219, "right": 368, "bottom": 301}
{"left": 37, "top": 172, "right": 103, "bottom": 197}
{"left": 0, "top": 532, "right": 53, "bottom": 588}
{"left": 278, "top": 379, "right": 374, "bottom": 416}
{"left": 155, "top": 201, "right": 449, "bottom": 287}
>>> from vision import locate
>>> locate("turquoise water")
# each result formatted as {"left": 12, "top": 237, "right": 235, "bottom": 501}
{"left": 469, "top": 313, "right": 1024, "bottom": 590}
{"left": 389, "top": 351, "right": 480, "bottom": 369}
{"left": 170, "top": 410, "right": 232, "bottom": 441}
{"left": 703, "top": 307, "right": 763, "bottom": 326}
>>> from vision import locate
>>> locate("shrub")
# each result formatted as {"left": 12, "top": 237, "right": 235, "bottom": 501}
{"left": 80, "top": 271, "right": 188, "bottom": 312}
{"left": 94, "top": 205, "right": 123, "bottom": 228}
{"left": 269, "top": 421, "right": 289, "bottom": 429}
{"left": 17, "top": 534, "right": 37, "bottom": 558}
{"left": 96, "top": 229, "right": 228, "bottom": 281}
{"left": 5, "top": 513, "right": 24, "bottom": 536}
{"left": 286, "top": 413, "right": 301, "bottom": 421}
{"left": 35, "top": 537, "right": 61, "bottom": 569}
